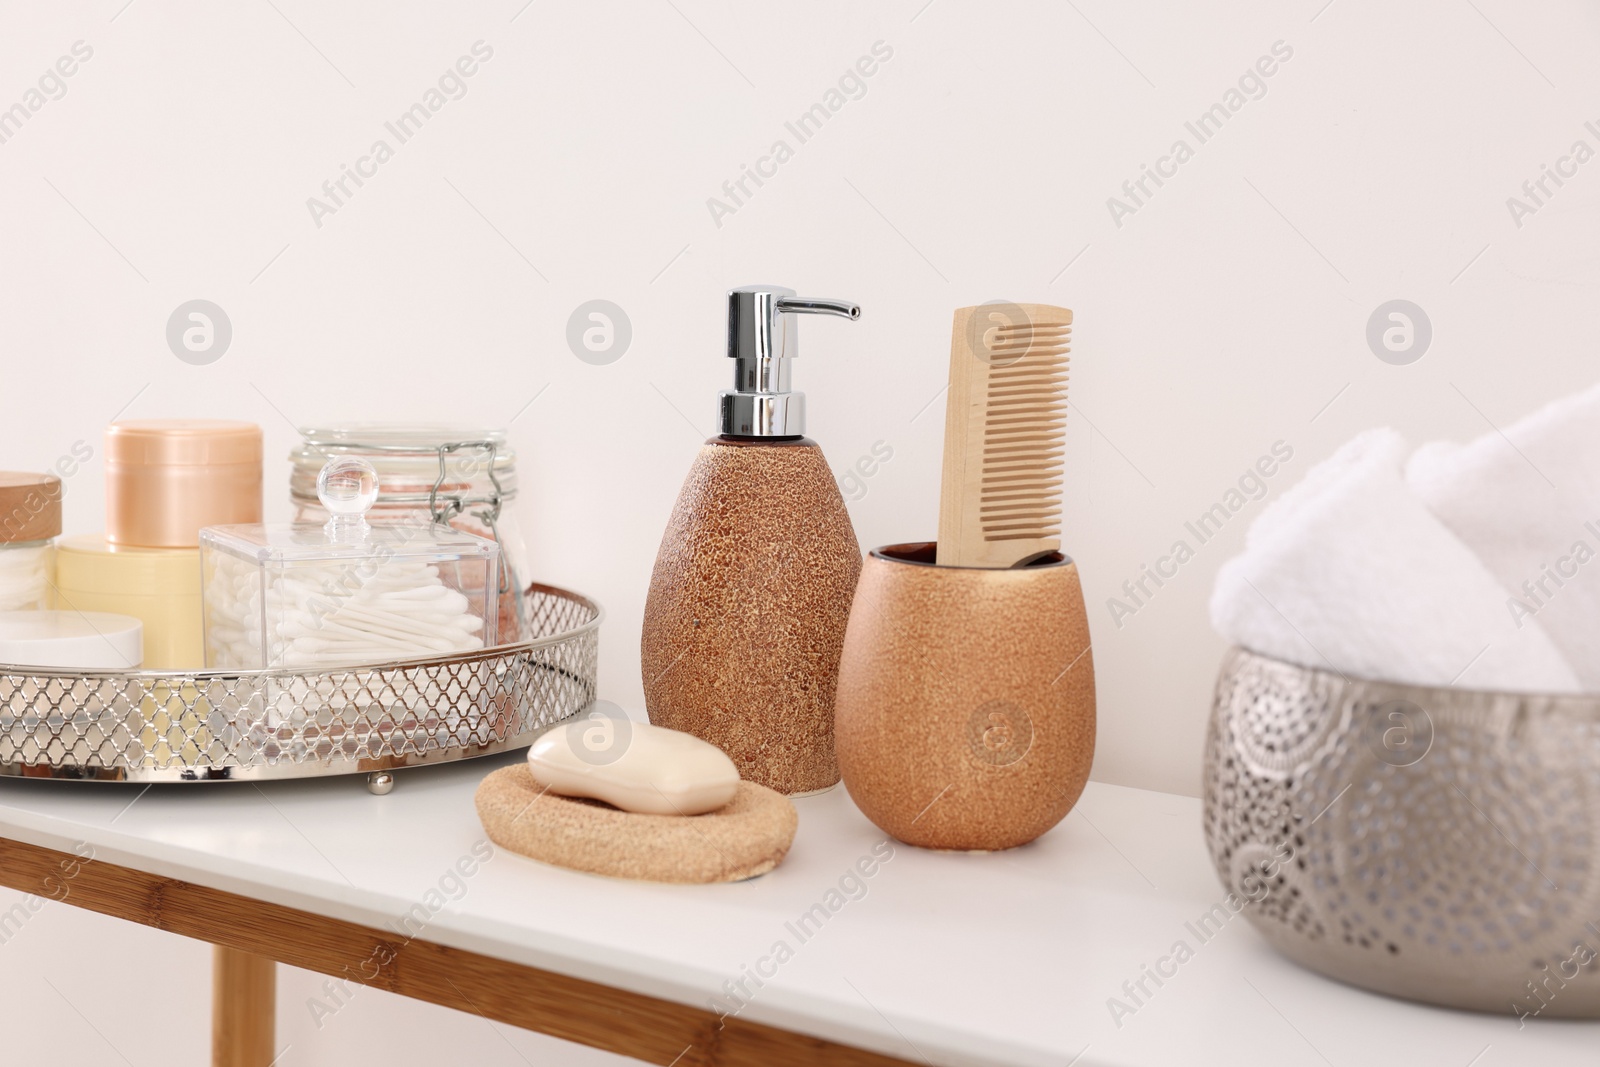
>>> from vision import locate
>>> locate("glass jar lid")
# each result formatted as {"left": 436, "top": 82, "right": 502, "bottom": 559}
{"left": 290, "top": 424, "right": 518, "bottom": 512}
{"left": 215, "top": 456, "right": 500, "bottom": 564}
{"left": 292, "top": 425, "right": 522, "bottom": 600}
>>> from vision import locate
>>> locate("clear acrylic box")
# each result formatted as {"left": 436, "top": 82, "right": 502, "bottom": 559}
{"left": 200, "top": 458, "right": 500, "bottom": 671}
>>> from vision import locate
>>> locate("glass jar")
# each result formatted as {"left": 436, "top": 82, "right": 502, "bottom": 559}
{"left": 0, "top": 472, "right": 63, "bottom": 613}
{"left": 290, "top": 426, "right": 530, "bottom": 643}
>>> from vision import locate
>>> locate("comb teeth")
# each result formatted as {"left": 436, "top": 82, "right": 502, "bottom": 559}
{"left": 980, "top": 325, "right": 1069, "bottom": 544}
{"left": 938, "top": 305, "right": 1073, "bottom": 567}
{"left": 979, "top": 321, "right": 1068, "bottom": 543}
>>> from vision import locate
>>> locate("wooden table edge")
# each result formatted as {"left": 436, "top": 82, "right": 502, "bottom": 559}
{"left": 0, "top": 836, "right": 918, "bottom": 1067}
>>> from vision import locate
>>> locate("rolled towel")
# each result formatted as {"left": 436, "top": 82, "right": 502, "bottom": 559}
{"left": 1210, "top": 428, "right": 1580, "bottom": 692}
{"left": 1407, "top": 381, "right": 1600, "bottom": 689}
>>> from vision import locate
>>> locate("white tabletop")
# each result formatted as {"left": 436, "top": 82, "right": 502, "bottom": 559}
{"left": 0, "top": 753, "right": 1591, "bottom": 1067}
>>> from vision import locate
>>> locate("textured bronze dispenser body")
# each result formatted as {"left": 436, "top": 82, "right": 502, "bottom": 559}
{"left": 642, "top": 436, "right": 862, "bottom": 795}
{"left": 644, "top": 285, "right": 863, "bottom": 794}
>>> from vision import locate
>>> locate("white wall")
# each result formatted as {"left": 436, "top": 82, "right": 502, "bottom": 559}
{"left": 2, "top": 0, "right": 1597, "bottom": 1061}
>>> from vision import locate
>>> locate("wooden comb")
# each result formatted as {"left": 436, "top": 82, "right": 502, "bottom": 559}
{"left": 936, "top": 303, "right": 1073, "bottom": 568}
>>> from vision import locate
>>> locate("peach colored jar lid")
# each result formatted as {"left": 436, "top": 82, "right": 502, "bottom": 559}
{"left": 105, "top": 420, "right": 263, "bottom": 548}
{"left": 106, "top": 420, "right": 262, "bottom": 467}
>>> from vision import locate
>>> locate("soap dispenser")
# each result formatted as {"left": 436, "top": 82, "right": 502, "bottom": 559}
{"left": 642, "top": 285, "right": 863, "bottom": 796}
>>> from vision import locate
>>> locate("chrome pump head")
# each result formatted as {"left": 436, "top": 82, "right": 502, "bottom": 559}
{"left": 721, "top": 285, "right": 860, "bottom": 437}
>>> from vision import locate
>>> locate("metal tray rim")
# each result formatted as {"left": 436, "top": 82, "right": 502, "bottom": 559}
{"left": 0, "top": 582, "right": 603, "bottom": 682}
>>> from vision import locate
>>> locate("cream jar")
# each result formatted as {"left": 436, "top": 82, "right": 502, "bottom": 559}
{"left": 54, "top": 535, "right": 201, "bottom": 670}
{"left": 0, "top": 611, "right": 142, "bottom": 669}
{"left": 107, "top": 420, "right": 263, "bottom": 547}
{"left": 0, "top": 472, "right": 62, "bottom": 612}
{"left": 68, "top": 419, "right": 262, "bottom": 670}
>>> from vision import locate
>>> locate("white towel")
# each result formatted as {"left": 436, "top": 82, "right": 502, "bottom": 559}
{"left": 1407, "top": 382, "right": 1600, "bottom": 689}
{"left": 1210, "top": 428, "right": 1581, "bottom": 692}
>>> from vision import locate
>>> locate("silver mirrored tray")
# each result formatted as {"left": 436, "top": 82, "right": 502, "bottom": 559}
{"left": 0, "top": 583, "right": 600, "bottom": 793}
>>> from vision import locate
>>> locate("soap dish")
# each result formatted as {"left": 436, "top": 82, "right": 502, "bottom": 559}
{"left": 475, "top": 764, "right": 797, "bottom": 884}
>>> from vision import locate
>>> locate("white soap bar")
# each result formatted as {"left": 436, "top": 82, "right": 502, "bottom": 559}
{"left": 527, "top": 716, "right": 740, "bottom": 816}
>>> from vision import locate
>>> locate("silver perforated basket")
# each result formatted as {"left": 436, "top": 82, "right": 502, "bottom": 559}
{"left": 0, "top": 583, "right": 600, "bottom": 787}
{"left": 1204, "top": 646, "right": 1600, "bottom": 1018}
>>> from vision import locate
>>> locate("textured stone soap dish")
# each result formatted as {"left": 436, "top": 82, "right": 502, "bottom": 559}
{"left": 475, "top": 765, "right": 798, "bottom": 884}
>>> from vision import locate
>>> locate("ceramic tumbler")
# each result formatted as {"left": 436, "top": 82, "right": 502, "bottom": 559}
{"left": 834, "top": 542, "right": 1095, "bottom": 850}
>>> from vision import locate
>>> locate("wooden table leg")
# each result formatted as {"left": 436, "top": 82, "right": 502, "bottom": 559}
{"left": 213, "top": 945, "right": 276, "bottom": 1067}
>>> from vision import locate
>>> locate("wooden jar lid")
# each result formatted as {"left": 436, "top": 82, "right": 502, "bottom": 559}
{"left": 0, "top": 472, "right": 62, "bottom": 543}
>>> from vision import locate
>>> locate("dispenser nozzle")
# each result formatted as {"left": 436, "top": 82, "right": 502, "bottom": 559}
{"left": 722, "top": 284, "right": 860, "bottom": 437}
{"left": 774, "top": 296, "right": 861, "bottom": 320}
